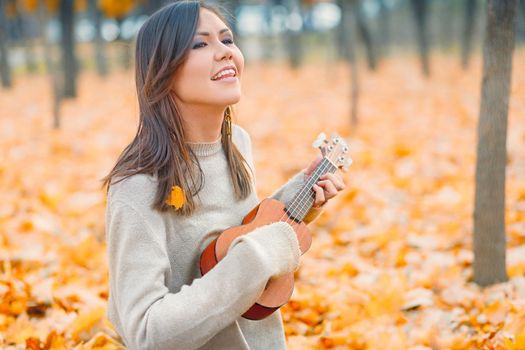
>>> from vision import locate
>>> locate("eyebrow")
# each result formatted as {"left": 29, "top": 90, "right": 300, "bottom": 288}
{"left": 195, "top": 28, "right": 232, "bottom": 36}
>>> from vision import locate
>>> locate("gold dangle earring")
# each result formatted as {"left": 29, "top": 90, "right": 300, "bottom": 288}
{"left": 225, "top": 106, "right": 232, "bottom": 139}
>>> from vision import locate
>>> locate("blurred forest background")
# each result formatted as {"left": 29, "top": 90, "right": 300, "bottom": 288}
{"left": 2, "top": 0, "right": 525, "bottom": 104}
{"left": 1, "top": 0, "right": 525, "bottom": 349}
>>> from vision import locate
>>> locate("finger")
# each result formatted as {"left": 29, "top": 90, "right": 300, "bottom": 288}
{"left": 312, "top": 184, "right": 325, "bottom": 206}
{"left": 316, "top": 180, "right": 338, "bottom": 198}
{"left": 319, "top": 174, "right": 344, "bottom": 190}
{"left": 305, "top": 155, "right": 323, "bottom": 176}
{"left": 319, "top": 173, "right": 345, "bottom": 191}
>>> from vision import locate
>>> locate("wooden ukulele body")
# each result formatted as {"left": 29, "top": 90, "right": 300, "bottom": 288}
{"left": 199, "top": 197, "right": 312, "bottom": 320}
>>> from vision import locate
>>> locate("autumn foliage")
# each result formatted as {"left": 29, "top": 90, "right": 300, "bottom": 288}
{"left": 98, "top": 0, "right": 135, "bottom": 18}
{"left": 18, "top": 0, "right": 132, "bottom": 16}
{"left": 0, "top": 52, "right": 525, "bottom": 349}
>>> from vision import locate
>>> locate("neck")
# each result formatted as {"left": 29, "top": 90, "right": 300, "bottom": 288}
{"left": 178, "top": 103, "right": 226, "bottom": 143}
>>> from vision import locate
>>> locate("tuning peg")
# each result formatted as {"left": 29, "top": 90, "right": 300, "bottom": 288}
{"left": 342, "top": 158, "right": 353, "bottom": 172}
{"left": 312, "top": 132, "right": 327, "bottom": 149}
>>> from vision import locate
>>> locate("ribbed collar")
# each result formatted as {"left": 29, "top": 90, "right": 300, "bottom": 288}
{"left": 186, "top": 136, "right": 223, "bottom": 157}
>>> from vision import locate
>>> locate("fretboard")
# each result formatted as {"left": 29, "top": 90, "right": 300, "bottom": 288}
{"left": 284, "top": 158, "right": 337, "bottom": 222}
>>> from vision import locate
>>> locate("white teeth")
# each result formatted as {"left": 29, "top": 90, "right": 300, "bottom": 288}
{"left": 212, "top": 69, "right": 236, "bottom": 80}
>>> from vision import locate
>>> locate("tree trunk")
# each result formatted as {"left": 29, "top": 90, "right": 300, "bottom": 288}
{"left": 116, "top": 18, "right": 131, "bottom": 71}
{"left": 348, "top": 1, "right": 359, "bottom": 127}
{"left": 473, "top": 0, "right": 517, "bottom": 287}
{"left": 461, "top": 0, "right": 477, "bottom": 70}
{"left": 285, "top": 0, "right": 303, "bottom": 70}
{"left": 353, "top": 0, "right": 376, "bottom": 70}
{"left": 90, "top": 0, "right": 108, "bottom": 77}
{"left": 52, "top": 72, "right": 62, "bottom": 129}
{"left": 38, "top": 0, "right": 52, "bottom": 75}
{"left": 15, "top": 6, "right": 37, "bottom": 74}
{"left": 0, "top": 0, "right": 12, "bottom": 88}
{"left": 438, "top": 0, "right": 455, "bottom": 51}
{"left": 335, "top": 0, "right": 351, "bottom": 61}
{"left": 60, "top": 0, "right": 77, "bottom": 98}
{"left": 519, "top": 0, "right": 525, "bottom": 41}
{"left": 377, "top": 0, "right": 390, "bottom": 57}
{"left": 23, "top": 35, "right": 37, "bottom": 74}
{"left": 337, "top": 0, "right": 359, "bottom": 127}
{"left": 410, "top": 0, "right": 430, "bottom": 77}
{"left": 36, "top": 1, "right": 62, "bottom": 128}
{"left": 286, "top": 29, "right": 302, "bottom": 69}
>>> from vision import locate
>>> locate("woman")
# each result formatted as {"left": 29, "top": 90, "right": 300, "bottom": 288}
{"left": 102, "top": 1, "right": 345, "bottom": 349}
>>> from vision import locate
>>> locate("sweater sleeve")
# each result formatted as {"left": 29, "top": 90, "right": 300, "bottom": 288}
{"left": 106, "top": 200, "right": 299, "bottom": 350}
{"left": 268, "top": 170, "right": 325, "bottom": 224}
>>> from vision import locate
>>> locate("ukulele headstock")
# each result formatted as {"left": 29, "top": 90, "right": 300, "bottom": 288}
{"left": 312, "top": 132, "right": 352, "bottom": 172}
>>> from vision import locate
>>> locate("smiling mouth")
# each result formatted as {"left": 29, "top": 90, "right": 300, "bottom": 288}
{"left": 211, "top": 75, "right": 237, "bottom": 81}
{"left": 211, "top": 68, "right": 237, "bottom": 81}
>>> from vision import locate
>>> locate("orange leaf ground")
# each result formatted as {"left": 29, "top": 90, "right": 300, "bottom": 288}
{"left": 1, "top": 51, "right": 524, "bottom": 349}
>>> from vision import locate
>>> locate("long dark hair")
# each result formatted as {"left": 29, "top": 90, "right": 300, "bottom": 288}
{"left": 101, "top": 0, "right": 253, "bottom": 216}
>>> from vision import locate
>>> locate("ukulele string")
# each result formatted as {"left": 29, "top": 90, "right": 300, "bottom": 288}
{"left": 277, "top": 159, "right": 332, "bottom": 226}
{"left": 279, "top": 160, "right": 330, "bottom": 225}
{"left": 279, "top": 137, "right": 348, "bottom": 225}
{"left": 286, "top": 162, "right": 330, "bottom": 220}
{"left": 289, "top": 160, "right": 331, "bottom": 219}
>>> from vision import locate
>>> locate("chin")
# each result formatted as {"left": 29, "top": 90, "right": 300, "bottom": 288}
{"left": 221, "top": 93, "right": 242, "bottom": 105}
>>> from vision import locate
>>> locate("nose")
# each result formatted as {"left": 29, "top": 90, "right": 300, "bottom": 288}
{"left": 215, "top": 43, "right": 234, "bottom": 61}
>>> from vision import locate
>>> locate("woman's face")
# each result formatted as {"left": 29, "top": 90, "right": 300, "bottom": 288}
{"left": 171, "top": 8, "right": 244, "bottom": 108}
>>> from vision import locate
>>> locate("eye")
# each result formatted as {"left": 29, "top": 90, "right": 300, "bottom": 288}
{"left": 192, "top": 38, "right": 234, "bottom": 49}
{"left": 192, "top": 42, "right": 207, "bottom": 49}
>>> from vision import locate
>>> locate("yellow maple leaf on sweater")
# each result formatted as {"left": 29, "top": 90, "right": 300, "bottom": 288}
{"left": 166, "top": 185, "right": 185, "bottom": 209}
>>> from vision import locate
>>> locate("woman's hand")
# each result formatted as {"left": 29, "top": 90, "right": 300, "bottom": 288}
{"left": 303, "top": 155, "right": 346, "bottom": 208}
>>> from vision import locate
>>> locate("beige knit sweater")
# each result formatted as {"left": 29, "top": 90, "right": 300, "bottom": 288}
{"left": 105, "top": 124, "right": 324, "bottom": 350}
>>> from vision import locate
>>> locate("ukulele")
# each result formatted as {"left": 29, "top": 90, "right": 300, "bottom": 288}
{"left": 199, "top": 132, "right": 352, "bottom": 320}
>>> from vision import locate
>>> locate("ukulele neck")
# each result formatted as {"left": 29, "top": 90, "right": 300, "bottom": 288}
{"left": 284, "top": 158, "right": 338, "bottom": 222}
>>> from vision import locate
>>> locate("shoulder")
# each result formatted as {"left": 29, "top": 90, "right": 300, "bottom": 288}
{"left": 105, "top": 173, "right": 168, "bottom": 245}
{"left": 107, "top": 173, "right": 158, "bottom": 212}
